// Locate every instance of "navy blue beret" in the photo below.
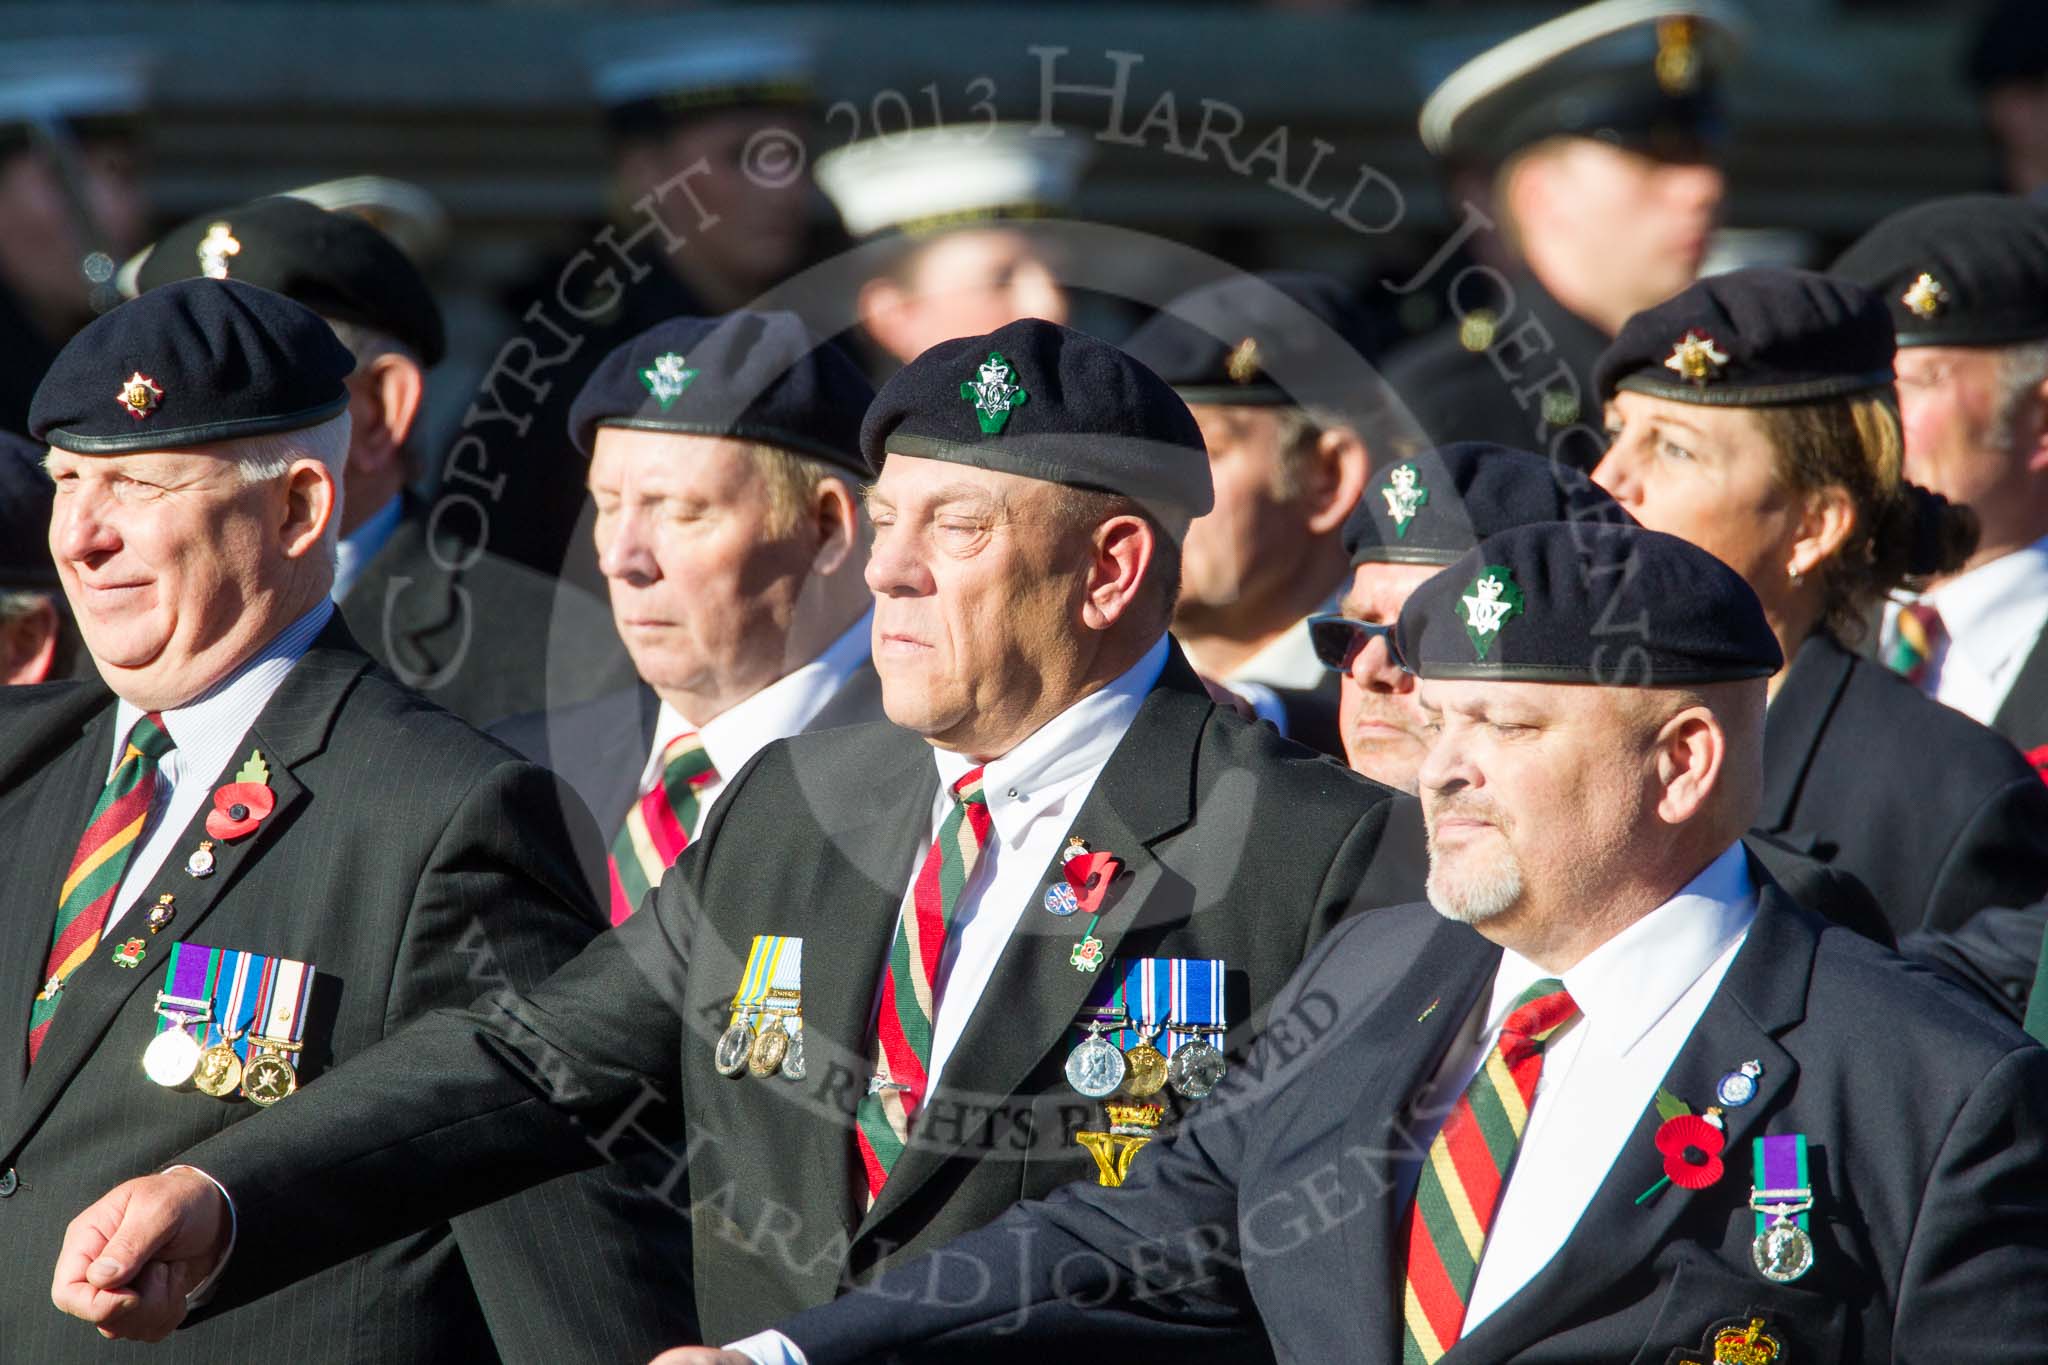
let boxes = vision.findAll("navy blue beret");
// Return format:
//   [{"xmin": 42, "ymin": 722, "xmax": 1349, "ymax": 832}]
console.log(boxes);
[
  {"xmin": 1122, "ymin": 270, "xmax": 1388, "ymax": 412},
  {"xmin": 860, "ymin": 317, "xmax": 1212, "ymax": 518},
  {"xmin": 29, "ymin": 278, "xmax": 354, "ymax": 456},
  {"xmin": 1832, "ymin": 195, "xmax": 2048, "ymax": 349},
  {"xmin": 0, "ymin": 429, "xmax": 57, "ymax": 591},
  {"xmin": 1396, "ymin": 521, "xmax": 1780, "ymax": 685},
  {"xmin": 136, "ymin": 196, "xmax": 446, "ymax": 366},
  {"xmin": 1346, "ymin": 442, "xmax": 1634, "ymax": 568},
  {"xmin": 569, "ymin": 311, "xmax": 872, "ymax": 479},
  {"xmin": 1594, "ymin": 268, "xmax": 1894, "ymax": 409}
]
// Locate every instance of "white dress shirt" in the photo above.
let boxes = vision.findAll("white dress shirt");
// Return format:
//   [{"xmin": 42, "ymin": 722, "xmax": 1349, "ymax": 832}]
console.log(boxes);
[
  {"xmin": 1415, "ymin": 842, "xmax": 1756, "ymax": 1329},
  {"xmin": 727, "ymin": 633, "xmax": 1168, "ymax": 1365},
  {"xmin": 1883, "ymin": 535, "xmax": 2048, "ymax": 725},
  {"xmin": 1197, "ymin": 597, "xmax": 1338, "ymax": 738},
  {"xmin": 331, "ymin": 493, "xmax": 403, "ymax": 603},
  {"xmin": 638, "ymin": 609, "xmax": 872, "ymax": 841},
  {"xmin": 105, "ymin": 600, "xmax": 333, "ymax": 933}
]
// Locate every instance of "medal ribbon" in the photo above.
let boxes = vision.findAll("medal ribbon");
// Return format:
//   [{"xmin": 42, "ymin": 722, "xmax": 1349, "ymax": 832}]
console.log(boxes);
[
  {"xmin": 1752, "ymin": 1133, "xmax": 1811, "ymax": 1239},
  {"xmin": 212, "ymin": 948, "xmax": 261, "ymax": 1058},
  {"xmin": 728, "ymin": 935, "xmax": 802, "ymax": 1027},
  {"xmin": 248, "ymin": 954, "xmax": 314, "ymax": 1061},
  {"xmin": 1168, "ymin": 958, "xmax": 1226, "ymax": 1056},
  {"xmin": 153, "ymin": 942, "xmax": 217, "ymax": 1036}
]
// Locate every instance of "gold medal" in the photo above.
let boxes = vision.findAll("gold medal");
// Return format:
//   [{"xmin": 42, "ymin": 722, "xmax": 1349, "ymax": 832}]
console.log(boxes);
[
  {"xmin": 748, "ymin": 1017, "xmax": 790, "ymax": 1077},
  {"xmin": 241, "ymin": 1043, "xmax": 298, "ymax": 1107},
  {"xmin": 193, "ymin": 1041, "xmax": 244, "ymax": 1097},
  {"xmin": 1121, "ymin": 1023, "xmax": 1168, "ymax": 1099}
]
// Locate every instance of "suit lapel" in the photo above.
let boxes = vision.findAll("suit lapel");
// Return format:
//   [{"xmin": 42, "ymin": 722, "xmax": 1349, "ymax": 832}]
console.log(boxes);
[
  {"xmin": 0, "ymin": 696, "xmax": 119, "ymax": 1114},
  {"xmin": 1758, "ymin": 633, "xmax": 1854, "ymax": 837},
  {"xmin": 1992, "ymin": 627, "xmax": 2048, "ymax": 751},
  {"xmin": 1443, "ymin": 887, "xmax": 1815, "ymax": 1362},
  {"xmin": 855, "ymin": 652, "xmax": 1209, "ymax": 1240},
  {"xmin": 0, "ymin": 629, "xmax": 370, "ymax": 1153},
  {"xmin": 1337, "ymin": 920, "xmax": 1501, "ymax": 1365}
]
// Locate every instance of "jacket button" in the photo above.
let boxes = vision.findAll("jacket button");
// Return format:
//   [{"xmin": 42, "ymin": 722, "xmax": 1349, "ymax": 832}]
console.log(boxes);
[{"xmin": 0, "ymin": 1167, "xmax": 17, "ymax": 1197}]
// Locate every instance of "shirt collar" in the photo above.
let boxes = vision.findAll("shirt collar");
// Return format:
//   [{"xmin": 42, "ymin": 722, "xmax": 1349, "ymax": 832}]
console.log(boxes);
[
  {"xmin": 1922, "ymin": 534, "xmax": 2048, "ymax": 678},
  {"xmin": 643, "ymin": 607, "xmax": 873, "ymax": 791},
  {"xmin": 332, "ymin": 494, "xmax": 405, "ymax": 602},
  {"xmin": 113, "ymin": 599, "xmax": 334, "ymax": 783},
  {"xmin": 1488, "ymin": 841, "xmax": 1756, "ymax": 1058},
  {"xmin": 933, "ymin": 633, "xmax": 1170, "ymax": 851},
  {"xmin": 1225, "ymin": 611, "xmax": 1330, "ymax": 692}
]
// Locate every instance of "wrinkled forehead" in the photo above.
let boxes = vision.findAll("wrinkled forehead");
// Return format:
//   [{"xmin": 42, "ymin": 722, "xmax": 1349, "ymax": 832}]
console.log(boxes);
[
  {"xmin": 43, "ymin": 444, "xmax": 234, "ymax": 482},
  {"xmin": 1415, "ymin": 675, "xmax": 1611, "ymax": 721},
  {"xmin": 1343, "ymin": 560, "xmax": 1441, "ymax": 624}
]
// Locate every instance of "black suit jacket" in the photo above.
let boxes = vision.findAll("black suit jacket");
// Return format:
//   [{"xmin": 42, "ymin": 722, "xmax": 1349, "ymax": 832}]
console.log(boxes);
[
  {"xmin": 1993, "ymin": 626, "xmax": 2048, "ymax": 754},
  {"xmin": 0, "ymin": 621, "xmax": 696, "ymax": 1364},
  {"xmin": 1760, "ymin": 630, "xmax": 2048, "ymax": 936},
  {"xmin": 772, "ymin": 884, "xmax": 2048, "ymax": 1364},
  {"xmin": 339, "ymin": 497, "xmax": 635, "ymax": 731},
  {"xmin": 168, "ymin": 646, "xmax": 1421, "ymax": 1349}
]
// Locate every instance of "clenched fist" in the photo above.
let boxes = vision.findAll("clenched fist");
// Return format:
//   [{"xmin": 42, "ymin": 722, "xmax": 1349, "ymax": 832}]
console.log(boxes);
[{"xmin": 50, "ymin": 1167, "xmax": 232, "ymax": 1342}]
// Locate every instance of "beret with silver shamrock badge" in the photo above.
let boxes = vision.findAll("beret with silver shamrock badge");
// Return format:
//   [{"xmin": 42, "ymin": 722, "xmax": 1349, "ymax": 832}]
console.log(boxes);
[
  {"xmin": 1395, "ymin": 520, "xmax": 1781, "ymax": 684},
  {"xmin": 1346, "ymin": 442, "xmax": 1635, "ymax": 568}
]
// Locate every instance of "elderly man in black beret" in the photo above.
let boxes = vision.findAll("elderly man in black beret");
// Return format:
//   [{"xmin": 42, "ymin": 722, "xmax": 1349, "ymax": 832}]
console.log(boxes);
[
  {"xmin": 1123, "ymin": 271, "xmax": 1383, "ymax": 758},
  {"xmin": 54, "ymin": 317, "xmax": 1423, "ymax": 1358},
  {"xmin": 134, "ymin": 194, "xmax": 630, "ymax": 728},
  {"xmin": 4, "ymin": 277, "xmax": 697, "ymax": 1363},
  {"xmin": 0, "ymin": 429, "xmax": 81, "ymax": 684},
  {"xmin": 652, "ymin": 520, "xmax": 2048, "ymax": 1365},
  {"xmin": 493, "ymin": 311, "xmax": 885, "ymax": 921}
]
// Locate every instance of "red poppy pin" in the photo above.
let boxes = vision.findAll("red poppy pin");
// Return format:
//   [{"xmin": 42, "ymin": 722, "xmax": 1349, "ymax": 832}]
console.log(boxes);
[
  {"xmin": 1061, "ymin": 838, "xmax": 1125, "ymax": 917},
  {"xmin": 1636, "ymin": 1086, "xmax": 1726, "ymax": 1205},
  {"xmin": 205, "ymin": 750, "xmax": 274, "ymax": 841},
  {"xmin": 2026, "ymin": 744, "xmax": 2048, "ymax": 786}
]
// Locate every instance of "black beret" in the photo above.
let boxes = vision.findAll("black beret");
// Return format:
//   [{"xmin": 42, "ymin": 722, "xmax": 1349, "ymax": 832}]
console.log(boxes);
[
  {"xmin": 30, "ymin": 279, "xmax": 354, "ymax": 456},
  {"xmin": 1121, "ymin": 271, "xmax": 1388, "ymax": 411},
  {"xmin": 136, "ymin": 196, "xmax": 446, "ymax": 366},
  {"xmin": 1831, "ymin": 195, "xmax": 2048, "ymax": 349},
  {"xmin": 1419, "ymin": 0, "xmax": 1744, "ymax": 166},
  {"xmin": 568, "ymin": 311, "xmax": 872, "ymax": 479},
  {"xmin": 860, "ymin": 317, "xmax": 1212, "ymax": 518},
  {"xmin": 1594, "ymin": 268, "xmax": 1894, "ymax": 408},
  {"xmin": 0, "ymin": 429, "xmax": 57, "ymax": 591},
  {"xmin": 1346, "ymin": 442, "xmax": 1634, "ymax": 568},
  {"xmin": 1396, "ymin": 521, "xmax": 1779, "ymax": 684},
  {"xmin": 1967, "ymin": 0, "xmax": 2048, "ymax": 91}
]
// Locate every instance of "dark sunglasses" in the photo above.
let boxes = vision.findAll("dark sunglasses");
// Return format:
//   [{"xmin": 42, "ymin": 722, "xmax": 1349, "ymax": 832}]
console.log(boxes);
[{"xmin": 1307, "ymin": 614, "xmax": 1400, "ymax": 673}]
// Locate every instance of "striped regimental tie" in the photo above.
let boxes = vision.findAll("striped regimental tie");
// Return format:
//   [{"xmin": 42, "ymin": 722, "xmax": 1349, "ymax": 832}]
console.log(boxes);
[
  {"xmin": 1884, "ymin": 601, "xmax": 1946, "ymax": 688},
  {"xmin": 28, "ymin": 712, "xmax": 175, "ymax": 1064},
  {"xmin": 1401, "ymin": 978, "xmax": 1579, "ymax": 1363},
  {"xmin": 606, "ymin": 731, "xmax": 718, "ymax": 926},
  {"xmin": 854, "ymin": 767, "xmax": 994, "ymax": 1206}
]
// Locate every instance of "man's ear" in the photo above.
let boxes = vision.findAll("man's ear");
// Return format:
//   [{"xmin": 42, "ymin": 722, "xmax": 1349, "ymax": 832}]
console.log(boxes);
[
  {"xmin": 810, "ymin": 476, "xmax": 863, "ymax": 577},
  {"xmin": 1080, "ymin": 515, "xmax": 1155, "ymax": 632},
  {"xmin": 1652, "ymin": 706, "xmax": 1725, "ymax": 826},
  {"xmin": 0, "ymin": 597, "xmax": 59, "ymax": 684},
  {"xmin": 1301, "ymin": 425, "xmax": 1371, "ymax": 535},
  {"xmin": 346, "ymin": 354, "xmax": 425, "ymax": 479},
  {"xmin": 279, "ymin": 461, "xmax": 339, "ymax": 562}
]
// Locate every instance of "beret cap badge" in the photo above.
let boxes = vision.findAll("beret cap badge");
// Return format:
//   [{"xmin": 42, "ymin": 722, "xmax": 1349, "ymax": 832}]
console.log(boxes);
[
  {"xmin": 1654, "ymin": 16, "xmax": 1702, "ymax": 96},
  {"xmin": 115, "ymin": 372, "xmax": 163, "ymax": 421},
  {"xmin": 197, "ymin": 221, "xmax": 241, "ymax": 281},
  {"xmin": 1381, "ymin": 462, "xmax": 1430, "ymax": 537},
  {"xmin": 1901, "ymin": 272, "xmax": 1948, "ymax": 320},
  {"xmin": 960, "ymin": 350, "xmax": 1028, "ymax": 435},
  {"xmin": 1224, "ymin": 336, "xmax": 1262, "ymax": 385},
  {"xmin": 639, "ymin": 352, "xmax": 699, "ymax": 412},
  {"xmin": 1663, "ymin": 331, "xmax": 1729, "ymax": 387},
  {"xmin": 1459, "ymin": 564, "xmax": 1524, "ymax": 661}
]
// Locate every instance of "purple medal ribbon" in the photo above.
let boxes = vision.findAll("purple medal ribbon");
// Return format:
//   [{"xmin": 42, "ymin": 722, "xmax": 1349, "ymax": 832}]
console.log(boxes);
[
  {"xmin": 1751, "ymin": 1132, "xmax": 1810, "ymax": 1236},
  {"xmin": 155, "ymin": 941, "xmax": 214, "ymax": 1035}
]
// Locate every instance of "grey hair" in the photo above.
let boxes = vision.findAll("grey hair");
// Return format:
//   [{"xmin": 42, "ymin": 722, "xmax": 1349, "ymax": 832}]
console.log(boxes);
[
  {"xmin": 323, "ymin": 318, "xmax": 418, "ymax": 372},
  {"xmin": 1993, "ymin": 338, "xmax": 2048, "ymax": 456},
  {"xmin": 228, "ymin": 410, "xmax": 354, "ymax": 560},
  {"xmin": 0, "ymin": 588, "xmax": 51, "ymax": 625}
]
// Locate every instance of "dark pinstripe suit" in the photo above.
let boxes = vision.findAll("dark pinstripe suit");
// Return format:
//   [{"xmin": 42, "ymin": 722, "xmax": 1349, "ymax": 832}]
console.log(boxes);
[{"xmin": 0, "ymin": 619, "xmax": 697, "ymax": 1363}]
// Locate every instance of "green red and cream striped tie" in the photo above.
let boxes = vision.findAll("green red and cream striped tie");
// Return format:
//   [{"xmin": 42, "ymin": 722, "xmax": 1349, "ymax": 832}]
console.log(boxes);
[
  {"xmin": 1401, "ymin": 978, "xmax": 1579, "ymax": 1363},
  {"xmin": 29, "ymin": 712, "xmax": 174, "ymax": 1064},
  {"xmin": 1884, "ymin": 601, "xmax": 1944, "ymax": 688},
  {"xmin": 606, "ymin": 731, "xmax": 718, "ymax": 926},
  {"xmin": 855, "ymin": 766, "xmax": 993, "ymax": 1206}
]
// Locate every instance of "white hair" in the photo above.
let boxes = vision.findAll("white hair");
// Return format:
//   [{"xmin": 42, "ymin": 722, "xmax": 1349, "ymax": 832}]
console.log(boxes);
[{"xmin": 228, "ymin": 409, "xmax": 354, "ymax": 559}]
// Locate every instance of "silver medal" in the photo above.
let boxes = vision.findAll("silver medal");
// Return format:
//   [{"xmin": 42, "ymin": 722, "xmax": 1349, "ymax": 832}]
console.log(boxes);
[
  {"xmin": 1751, "ymin": 1215, "xmax": 1815, "ymax": 1283},
  {"xmin": 1167, "ymin": 1036, "xmax": 1227, "ymax": 1100},
  {"xmin": 143, "ymin": 1025, "xmax": 203, "ymax": 1088},
  {"xmin": 713, "ymin": 1016, "xmax": 756, "ymax": 1077},
  {"xmin": 780, "ymin": 1026, "xmax": 806, "ymax": 1081},
  {"xmin": 1064, "ymin": 1022, "xmax": 1126, "ymax": 1099}
]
